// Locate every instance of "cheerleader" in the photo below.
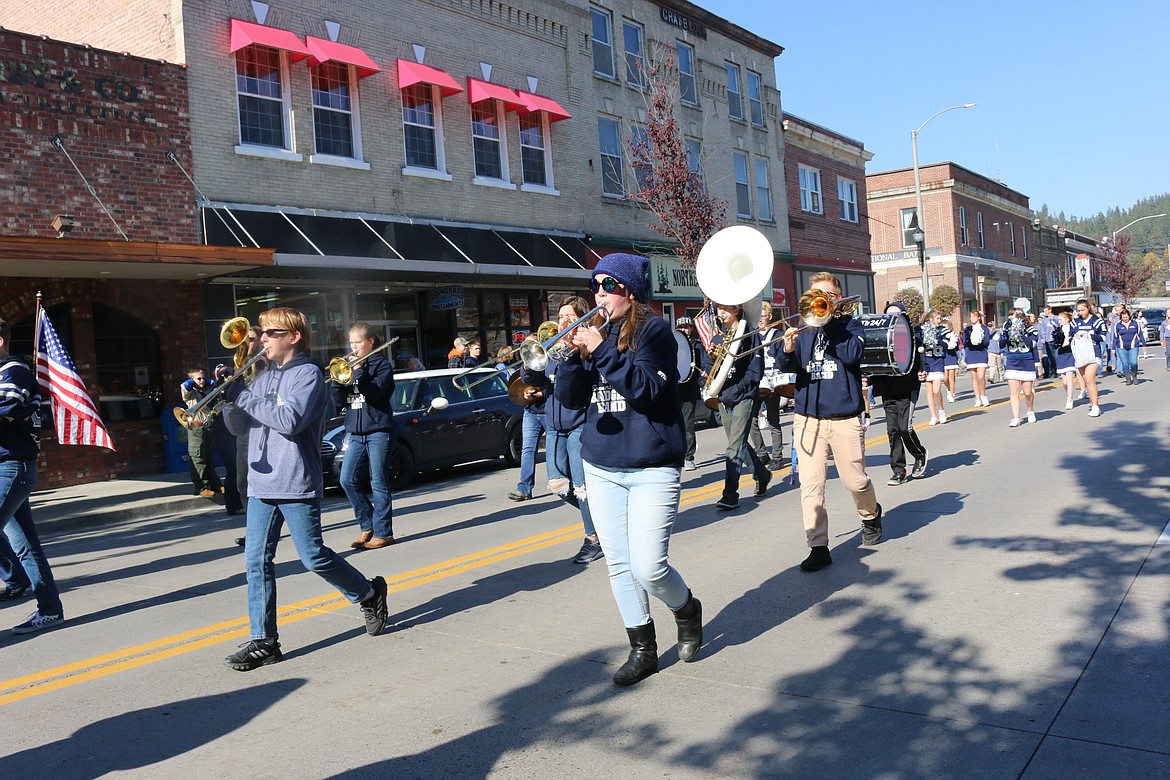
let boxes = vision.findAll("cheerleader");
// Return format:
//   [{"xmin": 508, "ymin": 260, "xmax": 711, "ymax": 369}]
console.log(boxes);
[
  {"xmin": 942, "ymin": 317, "xmax": 960, "ymax": 403},
  {"xmin": 1000, "ymin": 308, "xmax": 1039, "ymax": 427},
  {"xmin": 1071, "ymin": 298, "xmax": 1107, "ymax": 417},
  {"xmin": 962, "ymin": 310, "xmax": 991, "ymax": 407},
  {"xmin": 919, "ymin": 310, "xmax": 953, "ymax": 424},
  {"xmin": 556, "ymin": 253, "xmax": 702, "ymax": 687},
  {"xmin": 1050, "ymin": 310, "xmax": 1077, "ymax": 409}
]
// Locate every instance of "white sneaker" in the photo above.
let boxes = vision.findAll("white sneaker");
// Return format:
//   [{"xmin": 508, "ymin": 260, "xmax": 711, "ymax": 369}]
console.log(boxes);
[
  {"xmin": 1026, "ymin": 411, "xmax": 1036, "ymax": 424},
  {"xmin": 981, "ymin": 396, "xmax": 990, "ymax": 407},
  {"xmin": 946, "ymin": 392, "xmax": 955, "ymax": 403},
  {"xmin": 11, "ymin": 610, "xmax": 64, "ymax": 635},
  {"xmin": 928, "ymin": 416, "xmax": 938, "ymax": 426},
  {"xmin": 1008, "ymin": 418, "xmax": 1021, "ymax": 428},
  {"xmin": 1088, "ymin": 405, "xmax": 1101, "ymax": 418},
  {"xmin": 937, "ymin": 411, "xmax": 947, "ymax": 424},
  {"xmin": 1064, "ymin": 400, "xmax": 1073, "ymax": 410},
  {"xmin": 684, "ymin": 460, "xmax": 697, "ymax": 472},
  {"xmin": 1078, "ymin": 390, "xmax": 1088, "ymax": 400}
]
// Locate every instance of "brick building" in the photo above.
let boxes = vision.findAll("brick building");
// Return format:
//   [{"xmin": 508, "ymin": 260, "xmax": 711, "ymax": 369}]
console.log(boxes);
[
  {"xmin": 867, "ymin": 162, "xmax": 1037, "ymax": 322},
  {"xmin": 0, "ymin": 28, "xmax": 269, "ymax": 487},
  {"xmin": 4, "ymin": 0, "xmax": 792, "ymax": 363},
  {"xmin": 781, "ymin": 114, "xmax": 873, "ymax": 315}
]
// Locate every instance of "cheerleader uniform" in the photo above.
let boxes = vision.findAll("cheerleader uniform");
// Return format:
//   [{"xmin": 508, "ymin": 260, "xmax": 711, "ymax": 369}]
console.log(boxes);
[
  {"xmin": 1070, "ymin": 315, "xmax": 1107, "ymax": 365},
  {"xmin": 920, "ymin": 324, "xmax": 953, "ymax": 381},
  {"xmin": 943, "ymin": 328, "xmax": 961, "ymax": 371},
  {"xmin": 962, "ymin": 324, "xmax": 989, "ymax": 369},
  {"xmin": 1051, "ymin": 323, "xmax": 1076, "ymax": 374},
  {"xmin": 999, "ymin": 320, "xmax": 1039, "ymax": 381}
]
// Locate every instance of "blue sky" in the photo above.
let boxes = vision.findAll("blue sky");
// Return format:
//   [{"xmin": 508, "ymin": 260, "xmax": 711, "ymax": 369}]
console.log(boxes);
[{"xmin": 708, "ymin": 0, "xmax": 1169, "ymax": 220}]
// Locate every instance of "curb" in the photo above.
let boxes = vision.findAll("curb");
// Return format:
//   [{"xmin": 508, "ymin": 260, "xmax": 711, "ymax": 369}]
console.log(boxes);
[{"xmin": 38, "ymin": 497, "xmax": 229, "ymax": 537}]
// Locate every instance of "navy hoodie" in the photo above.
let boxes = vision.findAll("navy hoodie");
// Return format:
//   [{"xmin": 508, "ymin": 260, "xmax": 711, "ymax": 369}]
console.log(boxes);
[
  {"xmin": 555, "ymin": 315, "xmax": 685, "ymax": 469},
  {"xmin": 522, "ymin": 361, "xmax": 583, "ymax": 432},
  {"xmin": 779, "ymin": 315, "xmax": 866, "ymax": 419},
  {"xmin": 0, "ymin": 356, "xmax": 41, "ymax": 462},
  {"xmin": 331, "ymin": 350, "xmax": 396, "ymax": 435},
  {"xmin": 704, "ymin": 327, "xmax": 763, "ymax": 406}
]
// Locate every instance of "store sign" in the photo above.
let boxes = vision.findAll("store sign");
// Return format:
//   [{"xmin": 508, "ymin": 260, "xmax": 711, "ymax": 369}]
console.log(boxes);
[
  {"xmin": 1045, "ymin": 287, "xmax": 1089, "ymax": 308},
  {"xmin": 659, "ymin": 5, "xmax": 707, "ymax": 39},
  {"xmin": 0, "ymin": 56, "xmax": 155, "ymax": 123},
  {"xmin": 426, "ymin": 286, "xmax": 465, "ymax": 310},
  {"xmin": 647, "ymin": 255, "xmax": 701, "ymax": 301}
]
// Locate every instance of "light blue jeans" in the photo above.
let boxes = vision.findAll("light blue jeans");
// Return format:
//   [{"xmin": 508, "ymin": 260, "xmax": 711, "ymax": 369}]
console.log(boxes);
[
  {"xmin": 1115, "ymin": 346, "xmax": 1138, "ymax": 376},
  {"xmin": 583, "ymin": 460, "xmax": 689, "ymax": 628},
  {"xmin": 244, "ymin": 497, "xmax": 370, "ymax": 640},
  {"xmin": 340, "ymin": 430, "xmax": 394, "ymax": 539},
  {"xmin": 516, "ymin": 409, "xmax": 546, "ymax": 496},
  {"xmin": 0, "ymin": 460, "xmax": 63, "ymax": 617},
  {"xmin": 546, "ymin": 427, "xmax": 595, "ymax": 537}
]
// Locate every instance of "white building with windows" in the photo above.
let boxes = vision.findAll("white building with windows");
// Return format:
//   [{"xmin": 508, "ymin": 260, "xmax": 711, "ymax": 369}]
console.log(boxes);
[{"xmin": 6, "ymin": 0, "xmax": 791, "ymax": 362}]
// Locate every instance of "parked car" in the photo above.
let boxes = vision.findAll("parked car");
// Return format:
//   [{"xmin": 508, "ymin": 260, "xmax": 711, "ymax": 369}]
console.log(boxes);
[{"xmin": 322, "ymin": 367, "xmax": 525, "ymax": 490}]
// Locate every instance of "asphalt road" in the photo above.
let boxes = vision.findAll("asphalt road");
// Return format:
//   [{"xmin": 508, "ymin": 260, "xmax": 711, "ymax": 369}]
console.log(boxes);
[{"xmin": 2, "ymin": 372, "xmax": 1168, "ymax": 778}]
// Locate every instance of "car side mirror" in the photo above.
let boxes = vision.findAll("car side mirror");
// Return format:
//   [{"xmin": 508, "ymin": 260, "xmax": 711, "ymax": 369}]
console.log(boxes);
[{"xmin": 426, "ymin": 397, "xmax": 449, "ymax": 415}]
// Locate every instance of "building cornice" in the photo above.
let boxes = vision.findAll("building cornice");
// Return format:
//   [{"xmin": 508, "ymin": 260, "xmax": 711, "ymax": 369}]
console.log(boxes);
[
  {"xmin": 867, "ymin": 179, "xmax": 1032, "ymax": 220},
  {"xmin": 783, "ymin": 119, "xmax": 873, "ymax": 167}
]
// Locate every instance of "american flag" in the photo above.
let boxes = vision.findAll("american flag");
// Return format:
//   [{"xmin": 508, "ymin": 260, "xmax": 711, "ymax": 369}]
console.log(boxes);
[
  {"xmin": 36, "ymin": 309, "xmax": 115, "ymax": 451},
  {"xmin": 694, "ymin": 300, "xmax": 718, "ymax": 352}
]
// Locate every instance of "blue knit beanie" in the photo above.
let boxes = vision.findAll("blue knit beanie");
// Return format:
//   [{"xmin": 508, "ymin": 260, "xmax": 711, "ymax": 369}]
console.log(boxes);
[{"xmin": 593, "ymin": 253, "xmax": 650, "ymax": 302}]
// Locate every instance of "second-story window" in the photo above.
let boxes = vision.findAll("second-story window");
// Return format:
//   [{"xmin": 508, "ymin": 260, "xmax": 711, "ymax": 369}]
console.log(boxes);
[
  {"xmin": 677, "ymin": 42, "xmax": 697, "ymax": 105},
  {"xmin": 311, "ymin": 62, "xmax": 357, "ymax": 159},
  {"xmin": 1008, "ymin": 221, "xmax": 1016, "ymax": 256},
  {"xmin": 733, "ymin": 152, "xmax": 751, "ymax": 218},
  {"xmin": 1021, "ymin": 225, "xmax": 1028, "ymax": 259},
  {"xmin": 685, "ymin": 138, "xmax": 703, "ymax": 191},
  {"xmin": 623, "ymin": 21, "xmax": 645, "ymax": 87},
  {"xmin": 901, "ymin": 208, "xmax": 918, "ymax": 248},
  {"xmin": 747, "ymin": 71, "xmax": 764, "ymax": 127},
  {"xmin": 591, "ymin": 7, "xmax": 615, "ymax": 78},
  {"xmin": 236, "ymin": 45, "xmax": 290, "ymax": 149},
  {"xmin": 471, "ymin": 100, "xmax": 507, "ymax": 181},
  {"xmin": 977, "ymin": 212, "xmax": 985, "ymax": 248},
  {"xmin": 838, "ymin": 177, "xmax": 858, "ymax": 223},
  {"xmin": 519, "ymin": 112, "xmax": 551, "ymax": 188},
  {"xmin": 630, "ymin": 124, "xmax": 652, "ymax": 191},
  {"xmin": 799, "ymin": 165, "xmax": 822, "ymax": 214},
  {"xmin": 402, "ymin": 83, "xmax": 443, "ymax": 171},
  {"xmin": 598, "ymin": 115, "xmax": 623, "ymax": 196},
  {"xmin": 755, "ymin": 157, "xmax": 773, "ymax": 222},
  {"xmin": 726, "ymin": 63, "xmax": 743, "ymax": 120},
  {"xmin": 959, "ymin": 206, "xmax": 968, "ymax": 245}
]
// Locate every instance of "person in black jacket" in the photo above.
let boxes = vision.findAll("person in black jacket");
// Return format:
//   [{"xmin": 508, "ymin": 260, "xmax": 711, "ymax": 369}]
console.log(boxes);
[
  {"xmin": 556, "ymin": 253, "xmax": 702, "ymax": 687},
  {"xmin": 779, "ymin": 273, "xmax": 881, "ymax": 571},
  {"xmin": 674, "ymin": 317, "xmax": 705, "ymax": 472},
  {"xmin": 866, "ymin": 302, "xmax": 928, "ymax": 487},
  {"xmin": 333, "ymin": 323, "xmax": 398, "ymax": 549},
  {"xmin": 707, "ymin": 303, "xmax": 769, "ymax": 510}
]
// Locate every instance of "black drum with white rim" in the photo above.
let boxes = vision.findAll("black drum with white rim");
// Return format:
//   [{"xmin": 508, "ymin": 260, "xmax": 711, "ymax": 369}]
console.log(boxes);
[{"xmin": 859, "ymin": 313, "xmax": 914, "ymax": 376}]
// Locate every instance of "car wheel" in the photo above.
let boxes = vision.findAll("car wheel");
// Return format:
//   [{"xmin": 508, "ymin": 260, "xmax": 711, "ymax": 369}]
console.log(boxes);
[
  {"xmin": 389, "ymin": 441, "xmax": 415, "ymax": 490},
  {"xmin": 505, "ymin": 423, "xmax": 522, "ymax": 465}
]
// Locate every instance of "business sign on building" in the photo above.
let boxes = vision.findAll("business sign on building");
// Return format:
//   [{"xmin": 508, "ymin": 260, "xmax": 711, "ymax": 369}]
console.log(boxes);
[
  {"xmin": 1045, "ymin": 287, "xmax": 1090, "ymax": 308},
  {"xmin": 648, "ymin": 255, "xmax": 701, "ymax": 301}
]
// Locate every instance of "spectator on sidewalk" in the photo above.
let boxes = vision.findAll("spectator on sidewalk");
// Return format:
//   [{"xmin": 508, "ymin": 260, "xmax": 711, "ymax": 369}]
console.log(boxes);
[
  {"xmin": 447, "ymin": 337, "xmax": 471, "ymax": 369},
  {"xmin": 180, "ymin": 368, "xmax": 224, "ymax": 498},
  {"xmin": 1161, "ymin": 317, "xmax": 1170, "ymax": 371}
]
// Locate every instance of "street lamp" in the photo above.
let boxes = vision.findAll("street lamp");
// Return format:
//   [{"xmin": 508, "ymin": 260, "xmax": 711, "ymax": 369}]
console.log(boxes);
[
  {"xmin": 913, "ymin": 227, "xmax": 926, "ymax": 316},
  {"xmin": 1111, "ymin": 213, "xmax": 1166, "ymax": 240},
  {"xmin": 911, "ymin": 102, "xmax": 977, "ymax": 305}
]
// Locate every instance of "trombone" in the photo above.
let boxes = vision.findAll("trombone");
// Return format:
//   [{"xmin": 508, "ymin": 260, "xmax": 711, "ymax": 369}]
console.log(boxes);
[
  {"xmin": 174, "ymin": 316, "xmax": 265, "ymax": 430},
  {"xmin": 518, "ymin": 304, "xmax": 612, "ymax": 371},
  {"xmin": 326, "ymin": 336, "xmax": 400, "ymax": 384},
  {"xmin": 740, "ymin": 290, "xmax": 863, "ymax": 357}
]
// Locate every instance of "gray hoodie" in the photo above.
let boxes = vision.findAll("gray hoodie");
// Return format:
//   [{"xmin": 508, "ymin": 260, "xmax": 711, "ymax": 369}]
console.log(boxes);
[{"xmin": 223, "ymin": 352, "xmax": 326, "ymax": 499}]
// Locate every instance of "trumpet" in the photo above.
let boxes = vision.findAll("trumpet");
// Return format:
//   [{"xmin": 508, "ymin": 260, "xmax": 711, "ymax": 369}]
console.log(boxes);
[
  {"xmin": 518, "ymin": 304, "xmax": 612, "ymax": 371},
  {"xmin": 451, "ymin": 321, "xmax": 560, "ymax": 391},
  {"xmin": 326, "ymin": 337, "xmax": 399, "ymax": 384},
  {"xmin": 174, "ymin": 348, "xmax": 268, "ymax": 430}
]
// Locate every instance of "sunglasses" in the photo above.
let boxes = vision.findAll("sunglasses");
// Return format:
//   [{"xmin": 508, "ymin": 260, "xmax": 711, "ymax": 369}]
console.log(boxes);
[
  {"xmin": 259, "ymin": 328, "xmax": 290, "ymax": 339},
  {"xmin": 590, "ymin": 276, "xmax": 626, "ymax": 294}
]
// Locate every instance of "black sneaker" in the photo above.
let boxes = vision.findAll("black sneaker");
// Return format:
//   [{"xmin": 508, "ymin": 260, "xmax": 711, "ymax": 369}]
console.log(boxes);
[
  {"xmin": 571, "ymin": 537, "xmax": 604, "ymax": 564},
  {"xmin": 910, "ymin": 450, "xmax": 929, "ymax": 479},
  {"xmin": 224, "ymin": 638, "xmax": 282, "ymax": 671},
  {"xmin": 800, "ymin": 546, "xmax": 832, "ymax": 572},
  {"xmin": 507, "ymin": 491, "xmax": 531, "ymax": 502},
  {"xmin": 11, "ymin": 610, "xmax": 64, "ymax": 634},
  {"xmin": 887, "ymin": 472, "xmax": 907, "ymax": 487},
  {"xmin": 861, "ymin": 504, "xmax": 884, "ymax": 546},
  {"xmin": 360, "ymin": 576, "xmax": 389, "ymax": 636},
  {"xmin": 767, "ymin": 458, "xmax": 786, "ymax": 471},
  {"xmin": 754, "ymin": 470, "xmax": 771, "ymax": 497},
  {"xmin": 0, "ymin": 584, "xmax": 29, "ymax": 601},
  {"xmin": 716, "ymin": 495, "xmax": 739, "ymax": 511}
]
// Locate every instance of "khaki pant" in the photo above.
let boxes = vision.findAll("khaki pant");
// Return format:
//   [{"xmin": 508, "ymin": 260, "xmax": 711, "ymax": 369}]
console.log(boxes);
[{"xmin": 793, "ymin": 413, "xmax": 878, "ymax": 547}]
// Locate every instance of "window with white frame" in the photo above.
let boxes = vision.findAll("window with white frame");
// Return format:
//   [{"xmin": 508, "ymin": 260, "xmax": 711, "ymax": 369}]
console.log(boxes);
[
  {"xmin": 837, "ymin": 177, "xmax": 858, "ymax": 223},
  {"xmin": 677, "ymin": 42, "xmax": 697, "ymax": 105},
  {"xmin": 1008, "ymin": 221, "xmax": 1016, "ymax": 256},
  {"xmin": 733, "ymin": 152, "xmax": 751, "ymax": 218},
  {"xmin": 236, "ymin": 45, "xmax": 290, "ymax": 149},
  {"xmin": 685, "ymin": 138, "xmax": 703, "ymax": 191},
  {"xmin": 726, "ymin": 63, "xmax": 743, "ymax": 120},
  {"xmin": 630, "ymin": 124, "xmax": 652, "ymax": 191},
  {"xmin": 1021, "ymin": 225, "xmax": 1028, "ymax": 258},
  {"xmin": 591, "ymin": 7, "xmax": 615, "ymax": 79},
  {"xmin": 901, "ymin": 208, "xmax": 919, "ymax": 248},
  {"xmin": 519, "ymin": 112, "xmax": 551, "ymax": 188},
  {"xmin": 977, "ymin": 212, "xmax": 985, "ymax": 248},
  {"xmin": 311, "ymin": 61, "xmax": 358, "ymax": 159},
  {"xmin": 798, "ymin": 165, "xmax": 822, "ymax": 214},
  {"xmin": 959, "ymin": 206, "xmax": 968, "ymax": 245},
  {"xmin": 598, "ymin": 115, "xmax": 623, "ymax": 196},
  {"xmin": 623, "ymin": 20, "xmax": 645, "ymax": 87},
  {"xmin": 747, "ymin": 71, "xmax": 764, "ymax": 127},
  {"xmin": 402, "ymin": 83, "xmax": 443, "ymax": 171},
  {"xmin": 755, "ymin": 157, "xmax": 772, "ymax": 222},
  {"xmin": 471, "ymin": 100, "xmax": 507, "ymax": 181}
]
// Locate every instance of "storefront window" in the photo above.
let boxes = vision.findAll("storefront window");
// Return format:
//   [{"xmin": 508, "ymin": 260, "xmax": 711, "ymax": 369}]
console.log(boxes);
[{"xmin": 92, "ymin": 304, "xmax": 164, "ymax": 421}]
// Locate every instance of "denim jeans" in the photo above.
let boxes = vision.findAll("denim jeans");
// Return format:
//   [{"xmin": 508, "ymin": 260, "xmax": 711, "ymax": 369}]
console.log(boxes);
[
  {"xmin": 719, "ymin": 399, "xmax": 768, "ymax": 499},
  {"xmin": 546, "ymin": 427, "xmax": 596, "ymax": 537},
  {"xmin": 0, "ymin": 460, "xmax": 63, "ymax": 617},
  {"xmin": 244, "ymin": 496, "xmax": 371, "ymax": 640},
  {"xmin": 1116, "ymin": 347, "xmax": 1138, "ymax": 376},
  {"xmin": 516, "ymin": 409, "xmax": 546, "ymax": 496},
  {"xmin": 0, "ymin": 527, "xmax": 30, "ymax": 589},
  {"xmin": 340, "ymin": 430, "xmax": 395, "ymax": 539},
  {"xmin": 583, "ymin": 461, "xmax": 689, "ymax": 627}
]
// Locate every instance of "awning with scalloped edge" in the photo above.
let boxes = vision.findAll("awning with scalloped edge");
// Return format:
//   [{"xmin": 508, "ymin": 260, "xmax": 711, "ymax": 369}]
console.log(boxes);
[
  {"xmin": 229, "ymin": 18, "xmax": 310, "ymax": 61},
  {"xmin": 396, "ymin": 60, "xmax": 463, "ymax": 96},
  {"xmin": 305, "ymin": 36, "xmax": 381, "ymax": 78}
]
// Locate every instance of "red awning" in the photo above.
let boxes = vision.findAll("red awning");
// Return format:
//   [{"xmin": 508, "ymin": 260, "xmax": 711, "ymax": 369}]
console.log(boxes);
[
  {"xmin": 396, "ymin": 59, "xmax": 463, "ymax": 96},
  {"xmin": 467, "ymin": 78, "xmax": 524, "ymax": 111},
  {"xmin": 305, "ymin": 36, "xmax": 382, "ymax": 78},
  {"xmin": 229, "ymin": 18, "xmax": 310, "ymax": 62},
  {"xmin": 516, "ymin": 91, "xmax": 572, "ymax": 122}
]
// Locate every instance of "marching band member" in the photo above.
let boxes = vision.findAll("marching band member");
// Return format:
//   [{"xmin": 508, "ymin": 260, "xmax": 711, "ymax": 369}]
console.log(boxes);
[
  {"xmin": 674, "ymin": 317, "xmax": 705, "ymax": 472},
  {"xmin": 1000, "ymin": 308, "xmax": 1039, "ymax": 427},
  {"xmin": 556, "ymin": 253, "xmax": 702, "ymax": 686},
  {"xmin": 962, "ymin": 310, "xmax": 991, "ymax": 407},
  {"xmin": 707, "ymin": 302, "xmax": 770, "ymax": 511},
  {"xmin": 749, "ymin": 301, "xmax": 785, "ymax": 471},
  {"xmin": 780, "ymin": 272, "xmax": 882, "ymax": 571},
  {"xmin": 1071, "ymin": 299, "xmax": 1107, "ymax": 418},
  {"xmin": 867, "ymin": 302, "xmax": 928, "ymax": 486},
  {"xmin": 1050, "ymin": 310, "xmax": 1078, "ymax": 409},
  {"xmin": 919, "ymin": 310, "xmax": 952, "ymax": 425}
]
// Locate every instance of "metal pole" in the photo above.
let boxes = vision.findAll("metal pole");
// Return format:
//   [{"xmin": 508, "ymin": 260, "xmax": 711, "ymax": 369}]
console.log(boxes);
[{"xmin": 912, "ymin": 129, "xmax": 928, "ymax": 306}]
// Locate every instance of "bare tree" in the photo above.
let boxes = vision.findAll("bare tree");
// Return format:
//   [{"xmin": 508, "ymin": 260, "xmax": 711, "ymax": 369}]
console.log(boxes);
[
  {"xmin": 626, "ymin": 43, "xmax": 727, "ymax": 265},
  {"xmin": 1096, "ymin": 234, "xmax": 1159, "ymax": 304}
]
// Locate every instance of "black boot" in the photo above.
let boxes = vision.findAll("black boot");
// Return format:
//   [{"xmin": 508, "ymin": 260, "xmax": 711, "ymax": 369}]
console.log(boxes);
[
  {"xmin": 613, "ymin": 622, "xmax": 658, "ymax": 686},
  {"xmin": 672, "ymin": 591, "xmax": 703, "ymax": 663}
]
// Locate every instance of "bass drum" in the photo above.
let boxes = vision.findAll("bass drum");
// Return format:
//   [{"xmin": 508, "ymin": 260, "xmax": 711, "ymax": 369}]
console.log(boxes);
[
  {"xmin": 673, "ymin": 329, "xmax": 695, "ymax": 383},
  {"xmin": 859, "ymin": 313, "xmax": 914, "ymax": 376}
]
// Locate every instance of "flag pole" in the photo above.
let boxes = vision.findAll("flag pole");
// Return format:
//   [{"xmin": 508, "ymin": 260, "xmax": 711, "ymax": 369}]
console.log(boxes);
[{"xmin": 33, "ymin": 290, "xmax": 43, "ymax": 365}]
